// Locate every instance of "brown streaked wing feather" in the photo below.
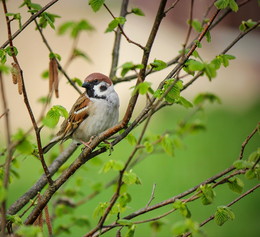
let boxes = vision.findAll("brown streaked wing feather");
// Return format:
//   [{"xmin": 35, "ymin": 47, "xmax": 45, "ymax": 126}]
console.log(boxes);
[{"xmin": 56, "ymin": 93, "xmax": 90, "ymax": 140}]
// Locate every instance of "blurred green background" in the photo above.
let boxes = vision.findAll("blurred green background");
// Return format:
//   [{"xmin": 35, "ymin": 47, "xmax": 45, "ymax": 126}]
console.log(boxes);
[{"xmin": 7, "ymin": 100, "xmax": 260, "ymax": 237}]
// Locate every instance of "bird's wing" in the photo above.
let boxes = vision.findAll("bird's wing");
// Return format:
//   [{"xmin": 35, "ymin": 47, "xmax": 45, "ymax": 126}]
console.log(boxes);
[{"xmin": 56, "ymin": 93, "xmax": 91, "ymax": 141}]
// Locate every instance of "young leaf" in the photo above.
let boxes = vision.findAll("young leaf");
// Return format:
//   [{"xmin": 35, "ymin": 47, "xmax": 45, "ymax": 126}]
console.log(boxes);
[
  {"xmin": 198, "ymin": 184, "xmax": 216, "ymax": 205},
  {"xmin": 227, "ymin": 177, "xmax": 244, "ymax": 193},
  {"xmin": 89, "ymin": 0, "xmax": 105, "ymax": 12},
  {"xmin": 131, "ymin": 8, "xmax": 145, "ymax": 16},
  {"xmin": 173, "ymin": 200, "xmax": 191, "ymax": 218},
  {"xmin": 172, "ymin": 220, "xmax": 189, "ymax": 236},
  {"xmin": 189, "ymin": 19, "xmax": 203, "ymax": 32},
  {"xmin": 176, "ymin": 96, "xmax": 193, "ymax": 108},
  {"xmin": 117, "ymin": 219, "xmax": 133, "ymax": 226},
  {"xmin": 214, "ymin": 206, "xmax": 235, "ymax": 226},
  {"xmin": 127, "ymin": 133, "xmax": 137, "ymax": 145},
  {"xmin": 120, "ymin": 62, "xmax": 143, "ymax": 77},
  {"xmin": 233, "ymin": 160, "xmax": 252, "ymax": 169},
  {"xmin": 150, "ymin": 59, "xmax": 167, "ymax": 71},
  {"xmin": 229, "ymin": 0, "xmax": 239, "ymax": 12},
  {"xmin": 194, "ymin": 93, "xmax": 221, "ymax": 105},
  {"xmin": 93, "ymin": 202, "xmax": 109, "ymax": 218},
  {"xmin": 105, "ymin": 16, "xmax": 126, "ymax": 33},
  {"xmin": 239, "ymin": 19, "xmax": 257, "ymax": 32},
  {"xmin": 214, "ymin": 0, "xmax": 229, "ymax": 9},
  {"xmin": 123, "ymin": 170, "xmax": 141, "ymax": 185},
  {"xmin": 133, "ymin": 82, "xmax": 152, "ymax": 95},
  {"xmin": 184, "ymin": 59, "xmax": 204, "ymax": 72},
  {"xmin": 15, "ymin": 226, "xmax": 43, "ymax": 237},
  {"xmin": 144, "ymin": 141, "xmax": 154, "ymax": 153},
  {"xmin": 161, "ymin": 134, "xmax": 174, "ymax": 156},
  {"xmin": 125, "ymin": 224, "xmax": 136, "ymax": 237}
]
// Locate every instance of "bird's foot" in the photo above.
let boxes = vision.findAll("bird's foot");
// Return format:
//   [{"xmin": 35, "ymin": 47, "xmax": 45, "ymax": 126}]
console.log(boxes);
[{"xmin": 80, "ymin": 136, "xmax": 95, "ymax": 151}]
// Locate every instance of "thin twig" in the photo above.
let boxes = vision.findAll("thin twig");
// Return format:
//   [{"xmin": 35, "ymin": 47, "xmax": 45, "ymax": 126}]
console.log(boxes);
[
  {"xmin": 104, "ymin": 3, "xmax": 145, "ymax": 50},
  {"xmin": 238, "ymin": 122, "xmax": 259, "ymax": 160}
]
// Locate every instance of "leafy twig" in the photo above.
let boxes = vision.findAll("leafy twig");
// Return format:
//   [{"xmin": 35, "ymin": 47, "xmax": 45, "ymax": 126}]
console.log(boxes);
[
  {"xmin": 104, "ymin": 3, "xmax": 145, "ymax": 50},
  {"xmin": 182, "ymin": 183, "xmax": 260, "ymax": 237},
  {"xmin": 1, "ymin": 0, "xmax": 60, "ymax": 49}
]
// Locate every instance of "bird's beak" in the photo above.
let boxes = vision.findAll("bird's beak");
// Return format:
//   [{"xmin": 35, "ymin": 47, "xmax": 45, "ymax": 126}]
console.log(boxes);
[{"xmin": 82, "ymin": 81, "xmax": 90, "ymax": 88}]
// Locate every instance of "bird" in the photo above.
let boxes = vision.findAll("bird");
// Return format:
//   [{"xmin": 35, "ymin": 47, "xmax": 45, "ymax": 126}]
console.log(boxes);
[{"xmin": 42, "ymin": 72, "xmax": 120, "ymax": 153}]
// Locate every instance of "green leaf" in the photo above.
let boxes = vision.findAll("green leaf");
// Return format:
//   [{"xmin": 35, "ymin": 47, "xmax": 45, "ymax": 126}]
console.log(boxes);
[
  {"xmin": 229, "ymin": 0, "xmax": 239, "ymax": 12},
  {"xmin": 185, "ymin": 59, "xmax": 204, "ymax": 72},
  {"xmin": 89, "ymin": 0, "xmax": 105, "ymax": 12},
  {"xmin": 248, "ymin": 149, "xmax": 260, "ymax": 162},
  {"xmin": 71, "ymin": 77, "xmax": 83, "ymax": 87},
  {"xmin": 205, "ymin": 30, "xmax": 211, "ymax": 42},
  {"xmin": 42, "ymin": 105, "xmax": 68, "ymax": 128},
  {"xmin": 105, "ymin": 16, "xmax": 126, "ymax": 33},
  {"xmin": 239, "ymin": 19, "xmax": 257, "ymax": 32},
  {"xmin": 161, "ymin": 134, "xmax": 174, "ymax": 156},
  {"xmin": 123, "ymin": 170, "xmax": 141, "ymax": 185},
  {"xmin": 162, "ymin": 80, "xmax": 183, "ymax": 103},
  {"xmin": 127, "ymin": 133, "xmax": 137, "ymax": 145},
  {"xmin": 150, "ymin": 59, "xmax": 167, "ymax": 71},
  {"xmin": 118, "ymin": 192, "xmax": 132, "ymax": 207},
  {"xmin": 100, "ymin": 159, "xmax": 124, "ymax": 173},
  {"xmin": 214, "ymin": 0, "xmax": 229, "ymax": 9},
  {"xmin": 245, "ymin": 169, "xmax": 257, "ymax": 180},
  {"xmin": 198, "ymin": 184, "xmax": 216, "ymax": 205},
  {"xmin": 144, "ymin": 141, "xmax": 154, "ymax": 153},
  {"xmin": 15, "ymin": 226, "xmax": 43, "ymax": 237},
  {"xmin": 7, "ymin": 214, "xmax": 22, "ymax": 226},
  {"xmin": 117, "ymin": 219, "xmax": 133, "ymax": 226},
  {"xmin": 12, "ymin": 129, "xmax": 34, "ymax": 154},
  {"xmin": 133, "ymin": 82, "xmax": 152, "ymax": 95},
  {"xmin": 49, "ymin": 52, "xmax": 61, "ymax": 61},
  {"xmin": 71, "ymin": 216, "xmax": 90, "ymax": 227},
  {"xmin": 125, "ymin": 224, "xmax": 136, "ymax": 237},
  {"xmin": 172, "ymin": 220, "xmax": 189, "ymax": 235},
  {"xmin": 214, "ymin": 206, "xmax": 235, "ymax": 226},
  {"xmin": 73, "ymin": 49, "xmax": 91, "ymax": 62},
  {"xmin": 176, "ymin": 96, "xmax": 193, "ymax": 108},
  {"xmin": 228, "ymin": 177, "xmax": 244, "ymax": 193},
  {"xmin": 6, "ymin": 46, "xmax": 18, "ymax": 56},
  {"xmin": 233, "ymin": 160, "xmax": 252, "ymax": 169},
  {"xmin": 194, "ymin": 93, "xmax": 221, "ymax": 105},
  {"xmin": 71, "ymin": 20, "xmax": 95, "ymax": 38},
  {"xmin": 120, "ymin": 62, "xmax": 144, "ymax": 77},
  {"xmin": 189, "ymin": 19, "xmax": 203, "ymax": 32},
  {"xmin": 217, "ymin": 54, "xmax": 236, "ymax": 67},
  {"xmin": 131, "ymin": 8, "xmax": 145, "ymax": 16},
  {"xmin": 93, "ymin": 202, "xmax": 109, "ymax": 218},
  {"xmin": 173, "ymin": 200, "xmax": 191, "ymax": 218}
]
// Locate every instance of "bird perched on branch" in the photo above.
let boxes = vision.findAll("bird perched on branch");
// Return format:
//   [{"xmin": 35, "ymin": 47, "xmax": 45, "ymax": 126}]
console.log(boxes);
[{"xmin": 43, "ymin": 72, "xmax": 119, "ymax": 153}]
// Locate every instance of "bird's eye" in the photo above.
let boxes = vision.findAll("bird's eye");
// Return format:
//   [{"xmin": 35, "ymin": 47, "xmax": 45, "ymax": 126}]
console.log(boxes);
[
  {"xmin": 100, "ymin": 85, "xmax": 107, "ymax": 91},
  {"xmin": 93, "ymin": 79, "xmax": 98, "ymax": 84}
]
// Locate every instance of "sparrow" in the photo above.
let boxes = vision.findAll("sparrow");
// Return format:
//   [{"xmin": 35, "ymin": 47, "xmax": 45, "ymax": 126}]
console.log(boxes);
[{"xmin": 42, "ymin": 72, "xmax": 120, "ymax": 153}]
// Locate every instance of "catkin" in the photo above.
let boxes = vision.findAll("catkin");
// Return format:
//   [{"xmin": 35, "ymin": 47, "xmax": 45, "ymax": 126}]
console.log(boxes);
[
  {"xmin": 49, "ymin": 58, "xmax": 59, "ymax": 98},
  {"xmin": 11, "ymin": 62, "xmax": 23, "ymax": 95}
]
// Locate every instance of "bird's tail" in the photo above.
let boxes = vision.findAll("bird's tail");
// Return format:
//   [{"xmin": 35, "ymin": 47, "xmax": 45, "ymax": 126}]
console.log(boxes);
[{"xmin": 42, "ymin": 141, "xmax": 58, "ymax": 153}]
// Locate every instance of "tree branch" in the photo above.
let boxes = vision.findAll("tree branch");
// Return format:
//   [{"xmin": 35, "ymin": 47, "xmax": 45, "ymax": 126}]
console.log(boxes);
[{"xmin": 109, "ymin": 0, "xmax": 129, "ymax": 79}]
